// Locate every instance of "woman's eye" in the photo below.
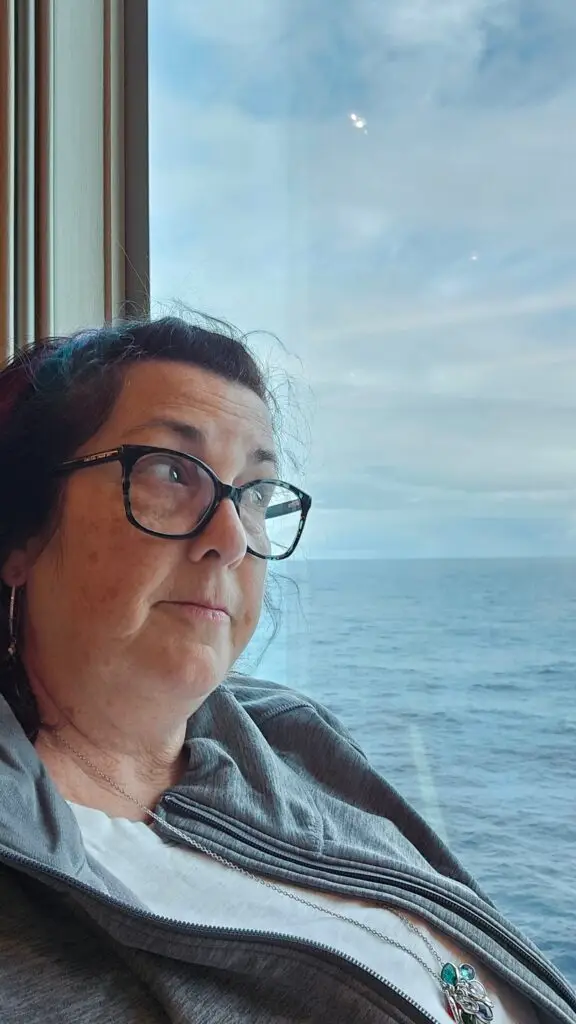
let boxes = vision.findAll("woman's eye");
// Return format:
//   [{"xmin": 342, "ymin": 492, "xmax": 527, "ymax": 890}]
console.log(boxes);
[
  {"xmin": 152, "ymin": 461, "xmax": 183, "ymax": 483},
  {"xmin": 246, "ymin": 484, "xmax": 274, "ymax": 507},
  {"xmin": 139, "ymin": 458, "xmax": 190, "ymax": 486}
]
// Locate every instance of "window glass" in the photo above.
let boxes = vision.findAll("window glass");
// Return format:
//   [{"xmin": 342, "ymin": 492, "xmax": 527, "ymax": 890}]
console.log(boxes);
[{"xmin": 149, "ymin": 0, "xmax": 576, "ymax": 983}]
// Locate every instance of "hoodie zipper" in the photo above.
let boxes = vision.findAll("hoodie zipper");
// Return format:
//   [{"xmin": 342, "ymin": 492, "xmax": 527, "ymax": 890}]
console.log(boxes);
[
  {"xmin": 0, "ymin": 848, "xmax": 439, "ymax": 1024},
  {"xmin": 161, "ymin": 793, "xmax": 576, "ymax": 1014}
]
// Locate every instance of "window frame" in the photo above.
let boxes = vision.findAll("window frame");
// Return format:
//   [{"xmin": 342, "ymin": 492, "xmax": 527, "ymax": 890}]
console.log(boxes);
[{"xmin": 0, "ymin": 0, "xmax": 150, "ymax": 362}]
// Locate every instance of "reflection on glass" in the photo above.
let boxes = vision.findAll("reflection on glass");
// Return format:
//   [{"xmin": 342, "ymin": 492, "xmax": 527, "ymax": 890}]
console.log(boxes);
[{"xmin": 149, "ymin": 0, "xmax": 576, "ymax": 987}]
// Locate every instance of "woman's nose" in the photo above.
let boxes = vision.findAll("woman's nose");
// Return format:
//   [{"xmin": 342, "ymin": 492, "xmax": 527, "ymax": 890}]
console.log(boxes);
[{"xmin": 188, "ymin": 497, "xmax": 248, "ymax": 566}]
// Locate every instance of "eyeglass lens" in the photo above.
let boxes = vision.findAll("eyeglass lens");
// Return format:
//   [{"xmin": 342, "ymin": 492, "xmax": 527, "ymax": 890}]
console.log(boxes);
[{"xmin": 129, "ymin": 451, "xmax": 302, "ymax": 557}]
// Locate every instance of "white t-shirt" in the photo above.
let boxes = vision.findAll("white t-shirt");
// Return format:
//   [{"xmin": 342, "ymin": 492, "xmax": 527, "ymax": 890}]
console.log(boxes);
[{"xmin": 69, "ymin": 802, "xmax": 541, "ymax": 1024}]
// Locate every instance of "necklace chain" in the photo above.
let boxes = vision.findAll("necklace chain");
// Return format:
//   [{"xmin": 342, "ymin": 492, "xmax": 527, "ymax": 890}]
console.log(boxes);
[
  {"xmin": 7, "ymin": 576, "xmax": 494, "ymax": 1022},
  {"xmin": 46, "ymin": 736, "xmax": 500, "ymax": 1022},
  {"xmin": 53, "ymin": 733, "xmax": 446, "ymax": 978}
]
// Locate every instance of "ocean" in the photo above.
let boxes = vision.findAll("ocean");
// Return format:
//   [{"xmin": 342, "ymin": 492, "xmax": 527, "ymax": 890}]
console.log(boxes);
[{"xmin": 243, "ymin": 557, "xmax": 576, "ymax": 985}]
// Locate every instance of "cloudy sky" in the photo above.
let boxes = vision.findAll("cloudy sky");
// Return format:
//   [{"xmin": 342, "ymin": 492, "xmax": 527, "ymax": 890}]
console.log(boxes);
[{"xmin": 148, "ymin": 0, "xmax": 576, "ymax": 559}]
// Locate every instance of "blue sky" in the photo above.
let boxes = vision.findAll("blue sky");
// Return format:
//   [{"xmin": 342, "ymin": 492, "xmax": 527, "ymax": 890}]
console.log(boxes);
[{"xmin": 148, "ymin": 0, "xmax": 576, "ymax": 559}]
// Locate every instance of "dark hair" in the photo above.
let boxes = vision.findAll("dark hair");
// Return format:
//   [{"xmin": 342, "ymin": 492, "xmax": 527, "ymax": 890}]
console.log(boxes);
[{"xmin": 0, "ymin": 315, "xmax": 288, "ymax": 743}]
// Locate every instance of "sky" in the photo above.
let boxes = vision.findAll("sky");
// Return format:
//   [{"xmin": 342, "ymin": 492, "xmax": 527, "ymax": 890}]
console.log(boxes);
[{"xmin": 148, "ymin": 0, "xmax": 576, "ymax": 559}]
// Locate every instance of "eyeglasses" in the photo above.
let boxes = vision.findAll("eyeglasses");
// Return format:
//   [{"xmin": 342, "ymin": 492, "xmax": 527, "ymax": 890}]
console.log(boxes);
[{"xmin": 54, "ymin": 444, "xmax": 312, "ymax": 561}]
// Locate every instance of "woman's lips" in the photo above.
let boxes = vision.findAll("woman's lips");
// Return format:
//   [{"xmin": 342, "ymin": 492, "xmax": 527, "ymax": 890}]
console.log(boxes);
[{"xmin": 168, "ymin": 601, "xmax": 230, "ymax": 623}]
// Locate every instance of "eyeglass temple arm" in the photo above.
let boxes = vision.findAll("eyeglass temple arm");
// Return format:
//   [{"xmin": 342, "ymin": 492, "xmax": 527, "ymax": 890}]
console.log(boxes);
[{"xmin": 265, "ymin": 498, "xmax": 304, "ymax": 521}]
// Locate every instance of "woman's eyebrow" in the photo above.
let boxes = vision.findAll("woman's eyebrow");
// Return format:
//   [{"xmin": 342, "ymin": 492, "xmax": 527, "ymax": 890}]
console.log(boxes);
[{"xmin": 126, "ymin": 417, "xmax": 279, "ymax": 473}]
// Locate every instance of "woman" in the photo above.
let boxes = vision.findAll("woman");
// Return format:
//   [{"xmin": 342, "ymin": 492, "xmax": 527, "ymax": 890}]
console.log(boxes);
[{"xmin": 0, "ymin": 317, "xmax": 573, "ymax": 1024}]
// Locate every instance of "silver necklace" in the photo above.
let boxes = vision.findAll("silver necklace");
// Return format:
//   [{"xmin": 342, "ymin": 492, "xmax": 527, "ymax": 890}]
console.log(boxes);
[
  {"xmin": 53, "ymin": 728, "xmax": 495, "ymax": 1024},
  {"xmin": 7, "ymin": 586, "xmax": 494, "ymax": 1024}
]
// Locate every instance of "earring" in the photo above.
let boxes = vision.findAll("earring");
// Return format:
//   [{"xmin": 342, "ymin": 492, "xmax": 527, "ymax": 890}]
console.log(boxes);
[{"xmin": 7, "ymin": 585, "xmax": 18, "ymax": 659}]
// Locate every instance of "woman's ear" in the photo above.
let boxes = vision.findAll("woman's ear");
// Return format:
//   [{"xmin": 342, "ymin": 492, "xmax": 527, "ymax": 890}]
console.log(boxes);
[
  {"xmin": 1, "ymin": 549, "xmax": 31, "ymax": 589},
  {"xmin": 1, "ymin": 529, "xmax": 50, "ymax": 588}
]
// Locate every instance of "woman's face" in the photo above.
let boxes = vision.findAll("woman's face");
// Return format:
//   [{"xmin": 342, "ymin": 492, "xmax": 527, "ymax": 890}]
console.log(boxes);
[{"xmin": 4, "ymin": 360, "xmax": 273, "ymax": 715}]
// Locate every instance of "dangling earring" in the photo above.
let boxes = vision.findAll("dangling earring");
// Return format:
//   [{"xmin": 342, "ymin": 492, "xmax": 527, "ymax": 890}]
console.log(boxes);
[{"xmin": 7, "ymin": 585, "xmax": 19, "ymax": 660}]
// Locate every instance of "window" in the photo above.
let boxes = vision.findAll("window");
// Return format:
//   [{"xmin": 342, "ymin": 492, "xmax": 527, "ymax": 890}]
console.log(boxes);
[
  {"xmin": 0, "ymin": 0, "xmax": 148, "ymax": 356},
  {"xmin": 149, "ymin": 1, "xmax": 576, "ymax": 982}
]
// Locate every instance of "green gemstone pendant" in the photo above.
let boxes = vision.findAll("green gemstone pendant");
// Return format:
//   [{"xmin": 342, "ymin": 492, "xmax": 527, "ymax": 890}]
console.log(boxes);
[
  {"xmin": 440, "ymin": 962, "xmax": 495, "ymax": 1023},
  {"xmin": 441, "ymin": 962, "xmax": 459, "ymax": 987},
  {"xmin": 460, "ymin": 964, "xmax": 476, "ymax": 982}
]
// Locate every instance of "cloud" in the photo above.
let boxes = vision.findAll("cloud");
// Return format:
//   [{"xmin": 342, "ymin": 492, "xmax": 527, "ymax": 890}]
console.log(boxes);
[
  {"xmin": 366, "ymin": 0, "xmax": 512, "ymax": 46},
  {"xmin": 159, "ymin": 0, "xmax": 284, "ymax": 49},
  {"xmin": 148, "ymin": 0, "xmax": 576, "ymax": 556}
]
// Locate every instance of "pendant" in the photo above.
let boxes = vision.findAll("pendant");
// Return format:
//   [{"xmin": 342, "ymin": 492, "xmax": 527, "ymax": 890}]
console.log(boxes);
[{"xmin": 440, "ymin": 962, "xmax": 495, "ymax": 1023}]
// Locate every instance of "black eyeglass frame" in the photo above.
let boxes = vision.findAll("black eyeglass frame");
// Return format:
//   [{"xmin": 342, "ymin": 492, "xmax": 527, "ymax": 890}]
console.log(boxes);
[{"xmin": 54, "ymin": 444, "xmax": 312, "ymax": 561}]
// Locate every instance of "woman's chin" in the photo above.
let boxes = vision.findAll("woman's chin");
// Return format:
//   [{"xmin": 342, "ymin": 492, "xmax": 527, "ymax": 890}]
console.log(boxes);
[{"xmin": 160, "ymin": 639, "xmax": 231, "ymax": 689}]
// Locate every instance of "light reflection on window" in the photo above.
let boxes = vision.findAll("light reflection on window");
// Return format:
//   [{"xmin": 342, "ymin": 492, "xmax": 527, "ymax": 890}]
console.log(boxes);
[{"xmin": 149, "ymin": 0, "xmax": 576, "ymax": 983}]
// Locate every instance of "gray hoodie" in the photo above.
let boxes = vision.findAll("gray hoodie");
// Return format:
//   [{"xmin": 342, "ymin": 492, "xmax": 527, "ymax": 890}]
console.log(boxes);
[{"xmin": 0, "ymin": 674, "xmax": 574, "ymax": 1024}]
